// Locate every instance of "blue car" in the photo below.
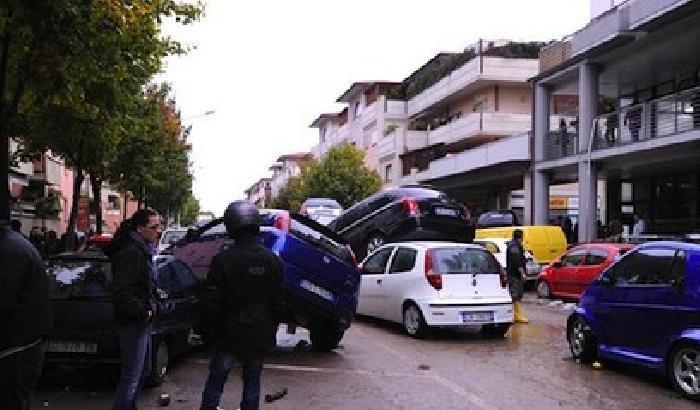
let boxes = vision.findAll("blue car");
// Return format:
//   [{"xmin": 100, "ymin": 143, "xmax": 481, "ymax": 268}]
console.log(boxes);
[
  {"xmin": 170, "ymin": 210, "xmax": 361, "ymax": 351},
  {"xmin": 567, "ymin": 241, "xmax": 700, "ymax": 401}
]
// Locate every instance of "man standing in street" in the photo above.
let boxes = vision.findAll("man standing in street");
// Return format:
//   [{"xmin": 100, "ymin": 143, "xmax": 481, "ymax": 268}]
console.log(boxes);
[
  {"xmin": 200, "ymin": 201, "xmax": 284, "ymax": 410},
  {"xmin": 105, "ymin": 209, "xmax": 161, "ymax": 410},
  {"xmin": 632, "ymin": 213, "xmax": 645, "ymax": 238},
  {"xmin": 506, "ymin": 229, "xmax": 528, "ymax": 324},
  {"xmin": 0, "ymin": 219, "xmax": 53, "ymax": 410}
]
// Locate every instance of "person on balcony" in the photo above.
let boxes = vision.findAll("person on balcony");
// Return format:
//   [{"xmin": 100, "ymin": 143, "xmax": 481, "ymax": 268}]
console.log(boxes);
[
  {"xmin": 624, "ymin": 102, "xmax": 642, "ymax": 142},
  {"xmin": 557, "ymin": 118, "xmax": 569, "ymax": 156},
  {"xmin": 603, "ymin": 103, "xmax": 618, "ymax": 146}
]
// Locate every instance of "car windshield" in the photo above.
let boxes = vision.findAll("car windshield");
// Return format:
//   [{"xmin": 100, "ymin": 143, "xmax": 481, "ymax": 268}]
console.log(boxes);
[
  {"xmin": 431, "ymin": 247, "xmax": 500, "ymax": 275},
  {"xmin": 393, "ymin": 187, "xmax": 444, "ymax": 199},
  {"xmin": 162, "ymin": 230, "xmax": 187, "ymax": 245},
  {"xmin": 47, "ymin": 259, "xmax": 113, "ymax": 299},
  {"xmin": 477, "ymin": 212, "xmax": 516, "ymax": 227},
  {"xmin": 304, "ymin": 199, "xmax": 341, "ymax": 208}
]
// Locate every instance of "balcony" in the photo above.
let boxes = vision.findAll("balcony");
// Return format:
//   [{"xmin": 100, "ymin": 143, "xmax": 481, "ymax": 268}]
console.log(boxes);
[
  {"xmin": 407, "ymin": 57, "xmax": 538, "ymax": 117},
  {"xmin": 377, "ymin": 133, "xmax": 397, "ymax": 161},
  {"xmin": 362, "ymin": 101, "xmax": 378, "ymax": 127},
  {"xmin": 628, "ymin": 0, "xmax": 687, "ymax": 29},
  {"xmin": 385, "ymin": 100, "xmax": 406, "ymax": 119}
]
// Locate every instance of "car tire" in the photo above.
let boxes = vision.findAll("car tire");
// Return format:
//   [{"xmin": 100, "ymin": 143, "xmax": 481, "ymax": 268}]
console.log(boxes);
[
  {"xmin": 403, "ymin": 303, "xmax": 428, "ymax": 339},
  {"xmin": 480, "ymin": 324, "xmax": 510, "ymax": 339},
  {"xmin": 568, "ymin": 316, "xmax": 597, "ymax": 364},
  {"xmin": 365, "ymin": 233, "xmax": 386, "ymax": 258},
  {"xmin": 310, "ymin": 320, "xmax": 345, "ymax": 351},
  {"xmin": 145, "ymin": 338, "xmax": 169, "ymax": 387},
  {"xmin": 537, "ymin": 281, "xmax": 550, "ymax": 299},
  {"xmin": 668, "ymin": 342, "xmax": 700, "ymax": 401}
]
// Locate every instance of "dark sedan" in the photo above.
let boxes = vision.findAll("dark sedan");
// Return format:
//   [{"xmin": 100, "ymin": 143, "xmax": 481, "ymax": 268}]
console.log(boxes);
[{"xmin": 44, "ymin": 251, "xmax": 204, "ymax": 386}]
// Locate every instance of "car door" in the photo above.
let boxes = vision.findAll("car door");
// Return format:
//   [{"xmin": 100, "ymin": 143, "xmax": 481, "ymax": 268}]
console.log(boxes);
[
  {"xmin": 573, "ymin": 247, "xmax": 610, "ymax": 297},
  {"xmin": 551, "ymin": 248, "xmax": 586, "ymax": 297},
  {"xmin": 358, "ymin": 246, "xmax": 395, "ymax": 318},
  {"xmin": 594, "ymin": 247, "xmax": 683, "ymax": 357},
  {"xmin": 378, "ymin": 246, "xmax": 419, "ymax": 322}
]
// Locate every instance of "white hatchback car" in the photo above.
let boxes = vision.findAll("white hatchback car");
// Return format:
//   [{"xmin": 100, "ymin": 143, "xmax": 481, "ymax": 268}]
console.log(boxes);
[
  {"xmin": 474, "ymin": 238, "xmax": 541, "ymax": 281},
  {"xmin": 357, "ymin": 242, "xmax": 514, "ymax": 338}
]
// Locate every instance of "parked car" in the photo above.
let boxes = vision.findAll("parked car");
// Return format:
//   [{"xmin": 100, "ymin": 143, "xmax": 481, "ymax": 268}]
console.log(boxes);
[
  {"xmin": 158, "ymin": 227, "xmax": 189, "ymax": 253},
  {"xmin": 357, "ymin": 242, "xmax": 513, "ymax": 338},
  {"xmin": 329, "ymin": 185, "xmax": 472, "ymax": 260},
  {"xmin": 537, "ymin": 243, "xmax": 633, "ymax": 300},
  {"xmin": 476, "ymin": 210, "xmax": 519, "ymax": 228},
  {"xmin": 567, "ymin": 241, "xmax": 700, "ymax": 401},
  {"xmin": 474, "ymin": 237, "xmax": 541, "ymax": 281},
  {"xmin": 300, "ymin": 198, "xmax": 343, "ymax": 226},
  {"xmin": 475, "ymin": 225, "xmax": 567, "ymax": 265},
  {"xmin": 171, "ymin": 210, "xmax": 360, "ymax": 350},
  {"xmin": 44, "ymin": 252, "xmax": 204, "ymax": 386}
]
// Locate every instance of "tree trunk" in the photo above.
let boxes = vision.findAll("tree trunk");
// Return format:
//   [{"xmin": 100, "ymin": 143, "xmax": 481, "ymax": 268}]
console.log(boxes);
[
  {"xmin": 90, "ymin": 174, "xmax": 103, "ymax": 234},
  {"xmin": 67, "ymin": 168, "xmax": 84, "ymax": 234}
]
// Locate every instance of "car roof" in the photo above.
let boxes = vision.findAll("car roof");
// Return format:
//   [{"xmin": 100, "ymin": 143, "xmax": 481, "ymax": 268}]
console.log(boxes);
[
  {"xmin": 635, "ymin": 241, "xmax": 700, "ymax": 252},
  {"xmin": 382, "ymin": 241, "xmax": 484, "ymax": 250}
]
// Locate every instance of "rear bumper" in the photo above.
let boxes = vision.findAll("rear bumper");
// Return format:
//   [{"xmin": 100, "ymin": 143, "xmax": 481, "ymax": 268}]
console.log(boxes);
[{"xmin": 418, "ymin": 301, "xmax": 514, "ymax": 327}]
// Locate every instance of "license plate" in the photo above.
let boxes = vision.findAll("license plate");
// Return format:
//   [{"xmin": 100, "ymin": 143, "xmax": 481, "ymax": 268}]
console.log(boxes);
[
  {"xmin": 434, "ymin": 207, "xmax": 458, "ymax": 217},
  {"xmin": 460, "ymin": 311, "xmax": 494, "ymax": 323},
  {"xmin": 47, "ymin": 340, "xmax": 98, "ymax": 354}
]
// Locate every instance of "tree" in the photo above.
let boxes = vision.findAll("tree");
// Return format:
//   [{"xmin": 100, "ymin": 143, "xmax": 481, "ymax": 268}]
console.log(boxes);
[
  {"xmin": 271, "ymin": 143, "xmax": 382, "ymax": 211},
  {"xmin": 178, "ymin": 193, "xmax": 200, "ymax": 226}
]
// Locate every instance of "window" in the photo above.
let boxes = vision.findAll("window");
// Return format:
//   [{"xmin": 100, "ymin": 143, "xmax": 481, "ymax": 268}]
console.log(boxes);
[
  {"xmin": 354, "ymin": 101, "xmax": 363, "ymax": 119},
  {"xmin": 431, "ymin": 248, "xmax": 500, "ymax": 275},
  {"xmin": 389, "ymin": 248, "xmax": 417, "ymax": 274},
  {"xmin": 607, "ymin": 248, "xmax": 677, "ymax": 285},
  {"xmin": 475, "ymin": 241, "xmax": 500, "ymax": 255},
  {"xmin": 385, "ymin": 164, "xmax": 393, "ymax": 183},
  {"xmin": 362, "ymin": 247, "xmax": 393, "ymax": 274},
  {"xmin": 320, "ymin": 127, "xmax": 326, "ymax": 143},
  {"xmin": 171, "ymin": 261, "xmax": 197, "ymax": 291},
  {"xmin": 47, "ymin": 259, "xmax": 113, "ymax": 299},
  {"xmin": 584, "ymin": 248, "xmax": 608, "ymax": 265},
  {"xmin": 561, "ymin": 249, "xmax": 586, "ymax": 267}
]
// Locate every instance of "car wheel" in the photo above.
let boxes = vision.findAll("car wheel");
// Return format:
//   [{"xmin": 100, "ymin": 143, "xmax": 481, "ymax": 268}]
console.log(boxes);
[
  {"xmin": 568, "ymin": 316, "xmax": 597, "ymax": 363},
  {"xmin": 403, "ymin": 303, "xmax": 428, "ymax": 338},
  {"xmin": 145, "ymin": 338, "xmax": 169, "ymax": 387},
  {"xmin": 537, "ymin": 281, "xmax": 550, "ymax": 299},
  {"xmin": 480, "ymin": 324, "xmax": 510, "ymax": 339},
  {"xmin": 310, "ymin": 320, "xmax": 345, "ymax": 351},
  {"xmin": 365, "ymin": 233, "xmax": 386, "ymax": 257},
  {"xmin": 669, "ymin": 343, "xmax": 700, "ymax": 401}
]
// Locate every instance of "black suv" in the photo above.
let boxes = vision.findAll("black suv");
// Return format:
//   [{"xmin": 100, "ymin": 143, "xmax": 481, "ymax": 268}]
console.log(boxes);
[{"xmin": 328, "ymin": 186, "xmax": 473, "ymax": 259}]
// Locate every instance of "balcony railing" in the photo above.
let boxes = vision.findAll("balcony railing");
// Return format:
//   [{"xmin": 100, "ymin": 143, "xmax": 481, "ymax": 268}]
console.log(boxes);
[
  {"xmin": 362, "ymin": 101, "xmax": 378, "ymax": 127},
  {"xmin": 377, "ymin": 133, "xmax": 396, "ymax": 160},
  {"xmin": 419, "ymin": 112, "xmax": 530, "ymax": 148}
]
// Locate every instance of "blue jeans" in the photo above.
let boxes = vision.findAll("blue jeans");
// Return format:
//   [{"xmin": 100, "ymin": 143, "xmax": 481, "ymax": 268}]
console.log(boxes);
[
  {"xmin": 112, "ymin": 322, "xmax": 152, "ymax": 410},
  {"xmin": 200, "ymin": 351, "xmax": 263, "ymax": 410}
]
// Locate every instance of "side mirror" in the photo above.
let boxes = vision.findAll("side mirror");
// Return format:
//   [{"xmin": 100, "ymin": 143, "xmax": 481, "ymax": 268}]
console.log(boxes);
[{"xmin": 552, "ymin": 261, "xmax": 563, "ymax": 269}]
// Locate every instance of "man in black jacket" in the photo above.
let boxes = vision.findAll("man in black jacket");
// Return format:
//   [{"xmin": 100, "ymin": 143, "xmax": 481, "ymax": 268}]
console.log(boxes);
[
  {"xmin": 200, "ymin": 201, "xmax": 284, "ymax": 410},
  {"xmin": 105, "ymin": 209, "xmax": 161, "ymax": 410},
  {"xmin": 0, "ymin": 219, "xmax": 52, "ymax": 410},
  {"xmin": 506, "ymin": 229, "xmax": 529, "ymax": 324}
]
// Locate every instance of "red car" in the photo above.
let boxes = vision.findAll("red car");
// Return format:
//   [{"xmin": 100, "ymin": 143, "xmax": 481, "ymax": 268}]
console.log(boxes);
[{"xmin": 536, "ymin": 243, "xmax": 634, "ymax": 300}]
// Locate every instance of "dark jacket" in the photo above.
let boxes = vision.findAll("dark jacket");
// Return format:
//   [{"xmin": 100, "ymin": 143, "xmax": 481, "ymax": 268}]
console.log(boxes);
[
  {"xmin": 505, "ymin": 239, "xmax": 526, "ymax": 278},
  {"xmin": 206, "ymin": 238, "xmax": 284, "ymax": 358},
  {"xmin": 105, "ymin": 232, "xmax": 156, "ymax": 325},
  {"xmin": 0, "ymin": 224, "xmax": 53, "ymax": 353}
]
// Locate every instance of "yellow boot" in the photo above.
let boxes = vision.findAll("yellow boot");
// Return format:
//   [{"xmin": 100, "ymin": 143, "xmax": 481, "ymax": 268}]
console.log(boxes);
[{"xmin": 514, "ymin": 301, "xmax": 529, "ymax": 324}]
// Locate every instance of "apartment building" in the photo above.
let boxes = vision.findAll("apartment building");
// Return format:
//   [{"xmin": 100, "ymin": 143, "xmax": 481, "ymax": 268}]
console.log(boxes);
[
  {"xmin": 245, "ymin": 178, "xmax": 271, "ymax": 207},
  {"xmin": 532, "ymin": 0, "xmax": 700, "ymax": 241},
  {"xmin": 268, "ymin": 153, "xmax": 312, "ymax": 198}
]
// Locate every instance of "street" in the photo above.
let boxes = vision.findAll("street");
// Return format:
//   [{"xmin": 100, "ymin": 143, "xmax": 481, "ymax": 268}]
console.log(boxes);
[{"xmin": 35, "ymin": 294, "xmax": 694, "ymax": 410}]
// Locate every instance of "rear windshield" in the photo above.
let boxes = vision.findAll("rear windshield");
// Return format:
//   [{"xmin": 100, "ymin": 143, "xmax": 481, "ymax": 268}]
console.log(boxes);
[
  {"xmin": 392, "ymin": 187, "xmax": 444, "ymax": 199},
  {"xmin": 162, "ymin": 230, "xmax": 187, "ymax": 245},
  {"xmin": 431, "ymin": 247, "xmax": 500, "ymax": 275},
  {"xmin": 290, "ymin": 213, "xmax": 353, "ymax": 264},
  {"xmin": 47, "ymin": 259, "xmax": 113, "ymax": 299},
  {"xmin": 477, "ymin": 212, "xmax": 516, "ymax": 227},
  {"xmin": 304, "ymin": 199, "xmax": 341, "ymax": 208}
]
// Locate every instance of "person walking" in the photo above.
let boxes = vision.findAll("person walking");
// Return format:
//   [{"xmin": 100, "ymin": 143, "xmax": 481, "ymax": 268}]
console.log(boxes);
[
  {"xmin": 607, "ymin": 216, "xmax": 623, "ymax": 243},
  {"xmin": 632, "ymin": 214, "xmax": 645, "ymax": 238},
  {"xmin": 506, "ymin": 229, "xmax": 528, "ymax": 324},
  {"xmin": 0, "ymin": 219, "xmax": 53, "ymax": 410},
  {"xmin": 200, "ymin": 201, "xmax": 284, "ymax": 410},
  {"xmin": 104, "ymin": 209, "xmax": 162, "ymax": 410}
]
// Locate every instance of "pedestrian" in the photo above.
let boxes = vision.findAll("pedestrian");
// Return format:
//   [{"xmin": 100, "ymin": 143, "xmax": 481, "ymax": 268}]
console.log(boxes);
[
  {"xmin": 558, "ymin": 117, "xmax": 569, "ymax": 156},
  {"xmin": 104, "ymin": 209, "xmax": 162, "ymax": 410},
  {"xmin": 624, "ymin": 102, "xmax": 642, "ymax": 142},
  {"xmin": 0, "ymin": 219, "xmax": 53, "ymax": 410},
  {"xmin": 563, "ymin": 217, "xmax": 574, "ymax": 244},
  {"xmin": 44, "ymin": 230, "xmax": 59, "ymax": 257},
  {"xmin": 607, "ymin": 216, "xmax": 623, "ymax": 243},
  {"xmin": 506, "ymin": 229, "xmax": 528, "ymax": 324},
  {"xmin": 632, "ymin": 213, "xmax": 645, "ymax": 238},
  {"xmin": 603, "ymin": 104, "xmax": 618, "ymax": 146},
  {"xmin": 200, "ymin": 201, "xmax": 284, "ymax": 410}
]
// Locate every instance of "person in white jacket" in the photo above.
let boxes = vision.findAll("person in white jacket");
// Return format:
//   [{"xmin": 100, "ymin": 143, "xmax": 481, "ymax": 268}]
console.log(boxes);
[{"xmin": 632, "ymin": 214, "xmax": 645, "ymax": 237}]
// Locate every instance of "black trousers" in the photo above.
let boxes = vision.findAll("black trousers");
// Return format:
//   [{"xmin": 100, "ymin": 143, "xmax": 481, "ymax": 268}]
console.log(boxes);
[{"xmin": 0, "ymin": 343, "xmax": 45, "ymax": 410}]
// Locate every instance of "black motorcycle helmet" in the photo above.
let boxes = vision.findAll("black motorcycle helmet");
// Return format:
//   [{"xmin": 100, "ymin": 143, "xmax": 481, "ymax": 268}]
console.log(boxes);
[{"xmin": 223, "ymin": 200, "xmax": 260, "ymax": 238}]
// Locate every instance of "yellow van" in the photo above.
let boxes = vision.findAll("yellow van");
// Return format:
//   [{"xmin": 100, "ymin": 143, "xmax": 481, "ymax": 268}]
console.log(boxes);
[{"xmin": 475, "ymin": 225, "xmax": 567, "ymax": 264}]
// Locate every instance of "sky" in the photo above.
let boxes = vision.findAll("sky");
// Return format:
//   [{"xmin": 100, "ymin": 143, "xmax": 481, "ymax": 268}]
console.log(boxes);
[{"xmin": 160, "ymin": 0, "xmax": 591, "ymax": 216}]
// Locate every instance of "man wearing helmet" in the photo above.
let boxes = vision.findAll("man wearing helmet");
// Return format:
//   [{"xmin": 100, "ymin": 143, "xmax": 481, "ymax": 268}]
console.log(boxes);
[{"xmin": 199, "ymin": 201, "xmax": 284, "ymax": 410}]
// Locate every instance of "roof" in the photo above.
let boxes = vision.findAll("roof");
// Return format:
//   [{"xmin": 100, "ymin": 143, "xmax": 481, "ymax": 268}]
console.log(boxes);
[
  {"xmin": 309, "ymin": 113, "xmax": 341, "ymax": 128},
  {"xmin": 276, "ymin": 153, "xmax": 311, "ymax": 162},
  {"xmin": 336, "ymin": 81, "xmax": 402, "ymax": 103}
]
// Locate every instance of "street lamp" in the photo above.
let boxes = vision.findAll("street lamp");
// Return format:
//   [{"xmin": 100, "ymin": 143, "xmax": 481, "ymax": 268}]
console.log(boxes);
[{"xmin": 182, "ymin": 110, "xmax": 216, "ymax": 122}]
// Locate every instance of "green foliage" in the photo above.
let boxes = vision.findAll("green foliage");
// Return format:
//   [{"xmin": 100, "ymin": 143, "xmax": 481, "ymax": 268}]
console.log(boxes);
[
  {"xmin": 179, "ymin": 193, "xmax": 200, "ymax": 226},
  {"xmin": 271, "ymin": 143, "xmax": 382, "ymax": 211}
]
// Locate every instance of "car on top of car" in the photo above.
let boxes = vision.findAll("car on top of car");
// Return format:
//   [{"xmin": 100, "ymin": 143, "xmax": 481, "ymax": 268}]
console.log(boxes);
[
  {"xmin": 357, "ymin": 241, "xmax": 513, "ymax": 338},
  {"xmin": 328, "ymin": 185, "xmax": 473, "ymax": 260},
  {"xmin": 537, "ymin": 242, "xmax": 634, "ymax": 300},
  {"xmin": 170, "ymin": 209, "xmax": 360, "ymax": 351},
  {"xmin": 567, "ymin": 241, "xmax": 700, "ymax": 401}
]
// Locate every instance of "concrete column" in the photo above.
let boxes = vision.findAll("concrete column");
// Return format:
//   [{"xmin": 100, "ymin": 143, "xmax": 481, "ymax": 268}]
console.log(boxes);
[
  {"xmin": 522, "ymin": 173, "xmax": 532, "ymax": 225},
  {"xmin": 577, "ymin": 62, "xmax": 599, "ymax": 242},
  {"xmin": 534, "ymin": 83, "xmax": 550, "ymax": 162},
  {"xmin": 533, "ymin": 171, "xmax": 549, "ymax": 225}
]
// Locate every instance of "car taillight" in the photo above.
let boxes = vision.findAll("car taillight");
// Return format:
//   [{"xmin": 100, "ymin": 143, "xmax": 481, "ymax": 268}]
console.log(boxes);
[
  {"xmin": 424, "ymin": 250, "xmax": 442, "ymax": 291},
  {"xmin": 499, "ymin": 267, "xmax": 508, "ymax": 289},
  {"xmin": 274, "ymin": 211, "xmax": 291, "ymax": 232},
  {"xmin": 402, "ymin": 197, "xmax": 419, "ymax": 216}
]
